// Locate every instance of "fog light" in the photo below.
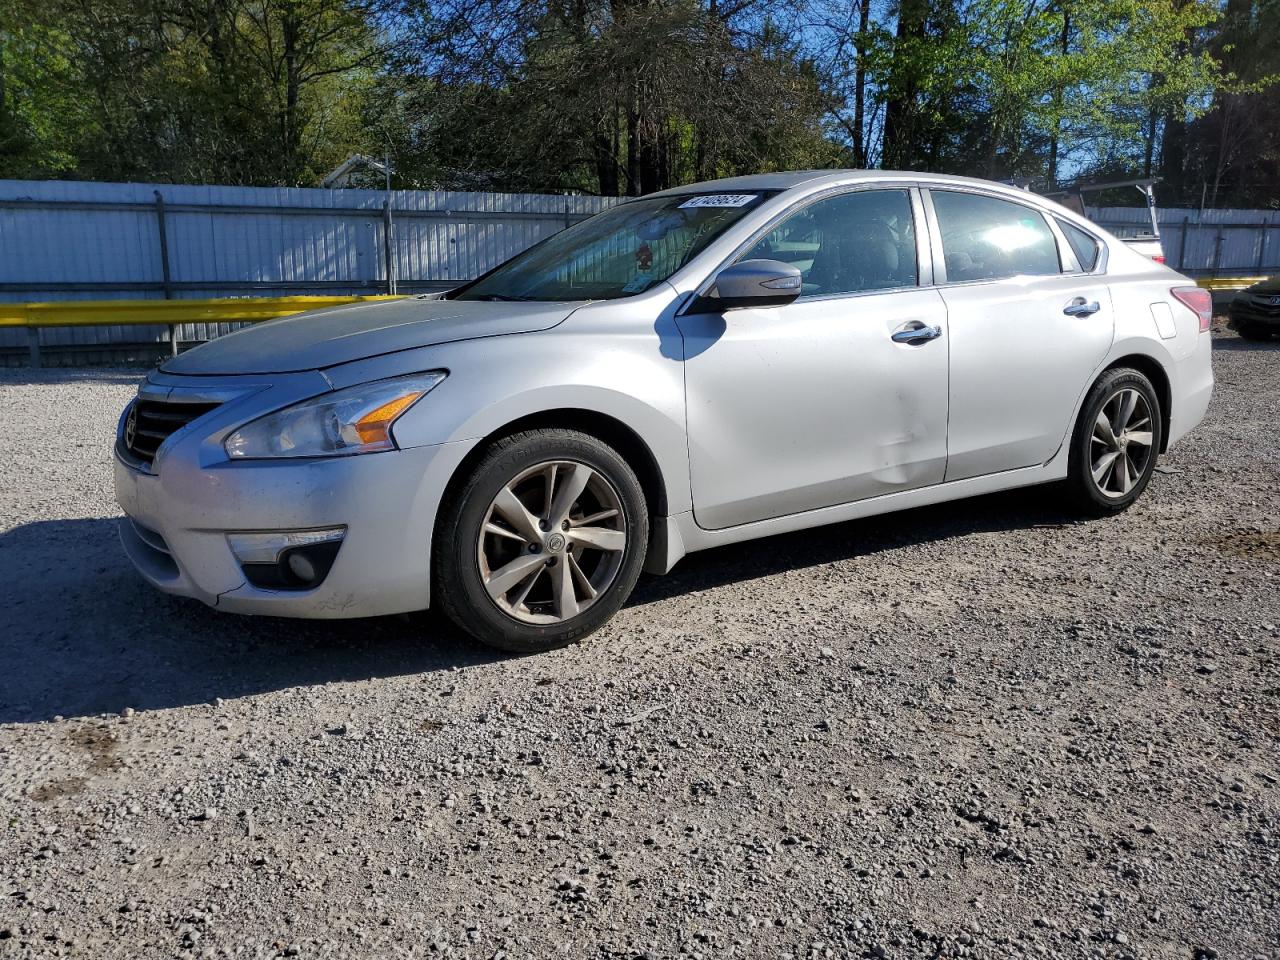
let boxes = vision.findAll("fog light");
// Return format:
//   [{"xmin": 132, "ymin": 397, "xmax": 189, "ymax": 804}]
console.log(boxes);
[
  {"xmin": 227, "ymin": 528, "xmax": 345, "ymax": 591},
  {"xmin": 286, "ymin": 551, "xmax": 318, "ymax": 583}
]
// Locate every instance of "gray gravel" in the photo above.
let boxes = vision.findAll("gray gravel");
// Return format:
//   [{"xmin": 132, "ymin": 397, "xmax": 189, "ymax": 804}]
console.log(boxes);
[{"xmin": 1, "ymin": 334, "xmax": 1278, "ymax": 959}]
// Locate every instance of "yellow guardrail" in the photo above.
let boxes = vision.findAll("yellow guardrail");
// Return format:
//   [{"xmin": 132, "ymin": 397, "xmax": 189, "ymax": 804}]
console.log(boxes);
[
  {"xmin": 0, "ymin": 274, "xmax": 1268, "ymax": 368},
  {"xmin": 1198, "ymin": 276, "xmax": 1266, "ymax": 292},
  {"xmin": 0, "ymin": 295, "xmax": 405, "ymax": 329},
  {"xmin": 0, "ymin": 277, "xmax": 1264, "ymax": 333}
]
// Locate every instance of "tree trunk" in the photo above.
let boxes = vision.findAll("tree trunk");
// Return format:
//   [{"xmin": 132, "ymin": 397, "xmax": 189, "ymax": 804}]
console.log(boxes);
[
  {"xmin": 1046, "ymin": 10, "xmax": 1070, "ymax": 188},
  {"xmin": 594, "ymin": 126, "xmax": 619, "ymax": 196},
  {"xmin": 852, "ymin": 0, "xmax": 870, "ymax": 167},
  {"xmin": 881, "ymin": 0, "xmax": 928, "ymax": 169},
  {"xmin": 281, "ymin": 7, "xmax": 302, "ymax": 183},
  {"xmin": 1142, "ymin": 106, "xmax": 1158, "ymax": 178},
  {"xmin": 1158, "ymin": 105, "xmax": 1187, "ymax": 203},
  {"xmin": 625, "ymin": 103, "xmax": 639, "ymax": 196}
]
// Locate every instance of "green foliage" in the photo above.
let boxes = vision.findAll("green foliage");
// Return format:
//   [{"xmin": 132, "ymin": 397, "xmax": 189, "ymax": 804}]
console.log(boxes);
[
  {"xmin": 0, "ymin": 0, "xmax": 1276, "ymax": 205},
  {"xmin": 1, "ymin": 0, "xmax": 392, "ymax": 185},
  {"xmin": 837, "ymin": 0, "xmax": 1221, "ymax": 181},
  {"xmin": 402, "ymin": 0, "xmax": 840, "ymax": 193},
  {"xmin": 0, "ymin": 1, "xmax": 87, "ymax": 177}
]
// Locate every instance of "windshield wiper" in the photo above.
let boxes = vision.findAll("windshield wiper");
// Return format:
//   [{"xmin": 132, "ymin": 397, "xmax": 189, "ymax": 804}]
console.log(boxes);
[{"xmin": 472, "ymin": 294, "xmax": 534, "ymax": 302}]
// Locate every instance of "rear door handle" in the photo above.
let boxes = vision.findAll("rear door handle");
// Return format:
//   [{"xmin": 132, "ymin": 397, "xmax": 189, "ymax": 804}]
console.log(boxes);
[
  {"xmin": 1064, "ymin": 297, "xmax": 1101, "ymax": 317},
  {"xmin": 891, "ymin": 321, "xmax": 942, "ymax": 344}
]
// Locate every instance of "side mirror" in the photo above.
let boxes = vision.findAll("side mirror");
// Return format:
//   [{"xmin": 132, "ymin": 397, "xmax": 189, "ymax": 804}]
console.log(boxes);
[{"xmin": 702, "ymin": 259, "xmax": 802, "ymax": 311}]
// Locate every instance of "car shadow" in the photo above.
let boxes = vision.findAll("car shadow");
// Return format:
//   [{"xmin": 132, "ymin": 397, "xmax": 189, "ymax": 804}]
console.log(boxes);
[
  {"xmin": 628, "ymin": 486, "xmax": 1075, "ymax": 606},
  {"xmin": 1212, "ymin": 332, "xmax": 1278, "ymax": 351},
  {"xmin": 0, "ymin": 486, "xmax": 1075, "ymax": 724},
  {"xmin": 0, "ymin": 518, "xmax": 498, "ymax": 724}
]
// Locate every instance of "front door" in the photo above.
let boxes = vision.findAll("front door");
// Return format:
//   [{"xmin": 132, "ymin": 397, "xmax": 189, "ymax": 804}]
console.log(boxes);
[{"xmin": 676, "ymin": 188, "xmax": 951, "ymax": 530}]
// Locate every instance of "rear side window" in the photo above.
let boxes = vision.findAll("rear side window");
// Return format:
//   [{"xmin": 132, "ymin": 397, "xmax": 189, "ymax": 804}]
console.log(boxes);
[
  {"xmin": 1056, "ymin": 218, "xmax": 1101, "ymax": 271},
  {"xmin": 931, "ymin": 191, "xmax": 1062, "ymax": 282}
]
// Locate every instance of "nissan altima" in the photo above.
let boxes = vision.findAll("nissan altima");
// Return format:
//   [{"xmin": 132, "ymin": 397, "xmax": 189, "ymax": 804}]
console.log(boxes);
[{"xmin": 114, "ymin": 171, "xmax": 1214, "ymax": 652}]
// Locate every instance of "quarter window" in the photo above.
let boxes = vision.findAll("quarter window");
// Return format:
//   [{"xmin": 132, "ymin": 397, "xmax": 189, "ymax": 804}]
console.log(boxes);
[
  {"xmin": 1056, "ymin": 218, "xmax": 1101, "ymax": 272},
  {"xmin": 742, "ymin": 189, "xmax": 918, "ymax": 297},
  {"xmin": 931, "ymin": 191, "xmax": 1062, "ymax": 282}
]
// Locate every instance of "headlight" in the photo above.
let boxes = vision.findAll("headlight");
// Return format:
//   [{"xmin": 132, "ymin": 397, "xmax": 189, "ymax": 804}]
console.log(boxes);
[{"xmin": 224, "ymin": 371, "xmax": 446, "ymax": 459}]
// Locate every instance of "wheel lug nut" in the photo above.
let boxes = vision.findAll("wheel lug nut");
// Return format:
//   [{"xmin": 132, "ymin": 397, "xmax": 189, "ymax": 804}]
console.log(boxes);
[{"xmin": 561, "ymin": 520, "xmax": 570, "ymax": 530}]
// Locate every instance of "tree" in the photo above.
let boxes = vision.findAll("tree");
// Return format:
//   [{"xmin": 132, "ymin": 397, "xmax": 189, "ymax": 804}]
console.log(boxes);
[
  {"xmin": 0, "ymin": 0, "xmax": 398, "ymax": 184},
  {"xmin": 0, "ymin": 0, "xmax": 85, "ymax": 177},
  {"xmin": 806, "ymin": 0, "xmax": 1222, "ymax": 186},
  {"xmin": 399, "ymin": 0, "xmax": 839, "ymax": 195},
  {"xmin": 1165, "ymin": 0, "xmax": 1280, "ymax": 207},
  {"xmin": 2, "ymin": 0, "xmax": 1278, "ymax": 207}
]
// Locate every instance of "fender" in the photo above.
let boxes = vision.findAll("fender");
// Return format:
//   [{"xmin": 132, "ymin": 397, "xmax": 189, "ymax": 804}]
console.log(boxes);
[{"xmin": 326, "ymin": 326, "xmax": 695, "ymax": 518}]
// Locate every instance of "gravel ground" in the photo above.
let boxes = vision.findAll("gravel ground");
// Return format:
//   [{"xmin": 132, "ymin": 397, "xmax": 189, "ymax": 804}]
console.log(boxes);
[{"xmin": 1, "ymin": 333, "xmax": 1278, "ymax": 960}]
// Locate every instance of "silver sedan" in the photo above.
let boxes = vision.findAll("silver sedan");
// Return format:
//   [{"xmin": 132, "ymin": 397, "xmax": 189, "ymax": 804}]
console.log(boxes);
[{"xmin": 114, "ymin": 171, "xmax": 1214, "ymax": 651}]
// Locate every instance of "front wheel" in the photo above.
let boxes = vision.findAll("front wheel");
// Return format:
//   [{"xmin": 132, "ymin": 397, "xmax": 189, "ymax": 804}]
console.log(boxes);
[
  {"xmin": 434, "ymin": 429, "xmax": 649, "ymax": 653},
  {"xmin": 1063, "ymin": 368, "xmax": 1163, "ymax": 516},
  {"xmin": 1236, "ymin": 324, "xmax": 1272, "ymax": 342}
]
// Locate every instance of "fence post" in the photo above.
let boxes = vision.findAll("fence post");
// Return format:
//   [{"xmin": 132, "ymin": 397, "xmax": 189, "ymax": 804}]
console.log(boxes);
[
  {"xmin": 27, "ymin": 328, "xmax": 41, "ymax": 368},
  {"xmin": 1177, "ymin": 216, "xmax": 1189, "ymax": 271},
  {"xmin": 563, "ymin": 197, "xmax": 571, "ymax": 230},
  {"xmin": 1211, "ymin": 225, "xmax": 1224, "ymax": 277},
  {"xmin": 154, "ymin": 190, "xmax": 178, "ymax": 356},
  {"xmin": 1259, "ymin": 218, "xmax": 1270, "ymax": 273},
  {"xmin": 382, "ymin": 199, "xmax": 398, "ymax": 295}
]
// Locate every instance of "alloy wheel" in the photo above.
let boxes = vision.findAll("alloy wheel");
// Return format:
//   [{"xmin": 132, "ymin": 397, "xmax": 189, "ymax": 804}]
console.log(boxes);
[
  {"xmin": 476, "ymin": 460, "xmax": 627, "ymax": 624},
  {"xmin": 1089, "ymin": 387, "xmax": 1155, "ymax": 498}
]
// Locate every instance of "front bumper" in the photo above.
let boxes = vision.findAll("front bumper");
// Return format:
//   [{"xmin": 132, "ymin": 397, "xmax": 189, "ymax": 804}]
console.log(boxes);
[
  {"xmin": 114, "ymin": 391, "xmax": 472, "ymax": 619},
  {"xmin": 1229, "ymin": 296, "xmax": 1280, "ymax": 330}
]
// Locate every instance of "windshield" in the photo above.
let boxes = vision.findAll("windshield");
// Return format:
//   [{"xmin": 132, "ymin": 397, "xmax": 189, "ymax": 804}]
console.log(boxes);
[{"xmin": 452, "ymin": 192, "xmax": 775, "ymax": 302}]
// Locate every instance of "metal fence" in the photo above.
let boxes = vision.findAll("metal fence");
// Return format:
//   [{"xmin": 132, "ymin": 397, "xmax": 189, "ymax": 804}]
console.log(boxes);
[
  {"xmin": 1087, "ymin": 205, "xmax": 1280, "ymax": 277},
  {"xmin": 1, "ymin": 179, "xmax": 1275, "ymax": 364},
  {"xmin": 0, "ymin": 179, "xmax": 613, "ymax": 363}
]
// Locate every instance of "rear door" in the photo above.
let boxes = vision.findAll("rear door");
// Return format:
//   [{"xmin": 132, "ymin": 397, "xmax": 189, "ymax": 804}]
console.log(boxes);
[{"xmin": 925, "ymin": 188, "xmax": 1114, "ymax": 481}]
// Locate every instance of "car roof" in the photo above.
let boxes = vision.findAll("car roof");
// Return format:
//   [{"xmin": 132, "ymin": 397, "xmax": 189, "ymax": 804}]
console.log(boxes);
[{"xmin": 649, "ymin": 169, "xmax": 1044, "ymax": 200}]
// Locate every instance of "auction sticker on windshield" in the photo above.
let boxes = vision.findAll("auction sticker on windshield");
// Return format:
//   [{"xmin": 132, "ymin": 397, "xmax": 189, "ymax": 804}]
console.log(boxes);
[{"xmin": 679, "ymin": 195, "xmax": 759, "ymax": 208}]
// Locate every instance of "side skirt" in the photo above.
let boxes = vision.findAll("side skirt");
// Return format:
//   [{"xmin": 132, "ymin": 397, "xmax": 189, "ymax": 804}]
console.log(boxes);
[{"xmin": 648, "ymin": 456, "xmax": 1069, "ymax": 575}]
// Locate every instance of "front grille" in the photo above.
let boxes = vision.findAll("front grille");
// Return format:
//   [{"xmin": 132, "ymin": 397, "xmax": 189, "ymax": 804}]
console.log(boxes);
[
  {"xmin": 125, "ymin": 398, "xmax": 221, "ymax": 466},
  {"xmin": 1249, "ymin": 295, "xmax": 1280, "ymax": 316}
]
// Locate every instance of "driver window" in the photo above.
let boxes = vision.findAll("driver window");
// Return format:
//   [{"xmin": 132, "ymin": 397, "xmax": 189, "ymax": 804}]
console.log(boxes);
[{"xmin": 742, "ymin": 189, "xmax": 918, "ymax": 297}]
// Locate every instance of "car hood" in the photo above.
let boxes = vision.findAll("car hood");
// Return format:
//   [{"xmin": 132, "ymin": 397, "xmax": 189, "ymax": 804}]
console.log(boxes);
[
  {"xmin": 161, "ymin": 297, "xmax": 581, "ymax": 375},
  {"xmin": 1247, "ymin": 277, "xmax": 1280, "ymax": 295}
]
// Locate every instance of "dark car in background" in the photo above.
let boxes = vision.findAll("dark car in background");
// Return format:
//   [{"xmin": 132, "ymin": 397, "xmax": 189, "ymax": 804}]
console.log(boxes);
[{"xmin": 1229, "ymin": 278, "xmax": 1280, "ymax": 340}]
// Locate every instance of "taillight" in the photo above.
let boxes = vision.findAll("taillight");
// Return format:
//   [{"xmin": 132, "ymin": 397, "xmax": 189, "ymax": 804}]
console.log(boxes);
[
  {"xmin": 1152, "ymin": 255, "xmax": 1166, "ymax": 264},
  {"xmin": 1171, "ymin": 286, "xmax": 1212, "ymax": 332}
]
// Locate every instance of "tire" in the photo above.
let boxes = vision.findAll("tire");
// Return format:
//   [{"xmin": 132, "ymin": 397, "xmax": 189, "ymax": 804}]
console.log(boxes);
[
  {"xmin": 1063, "ymin": 367, "xmax": 1164, "ymax": 517},
  {"xmin": 433, "ymin": 428, "xmax": 648, "ymax": 653},
  {"xmin": 1236, "ymin": 324, "xmax": 1272, "ymax": 342}
]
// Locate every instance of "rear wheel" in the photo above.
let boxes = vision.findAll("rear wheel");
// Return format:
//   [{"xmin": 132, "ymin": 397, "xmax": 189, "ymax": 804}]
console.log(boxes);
[
  {"xmin": 1063, "ymin": 368, "xmax": 1163, "ymax": 516},
  {"xmin": 434, "ymin": 429, "xmax": 648, "ymax": 653}
]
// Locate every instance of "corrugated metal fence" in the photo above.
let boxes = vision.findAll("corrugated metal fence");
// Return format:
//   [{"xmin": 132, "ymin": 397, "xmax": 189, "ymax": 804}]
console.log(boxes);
[
  {"xmin": 1088, "ymin": 205, "xmax": 1280, "ymax": 277},
  {"xmin": 0, "ymin": 179, "xmax": 613, "ymax": 363},
  {"xmin": 1, "ymin": 179, "xmax": 1275, "ymax": 363}
]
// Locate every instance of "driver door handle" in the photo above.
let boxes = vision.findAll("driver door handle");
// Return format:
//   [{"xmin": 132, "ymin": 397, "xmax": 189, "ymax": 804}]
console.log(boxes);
[
  {"xmin": 891, "ymin": 321, "xmax": 943, "ymax": 344},
  {"xmin": 1063, "ymin": 297, "xmax": 1101, "ymax": 317}
]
